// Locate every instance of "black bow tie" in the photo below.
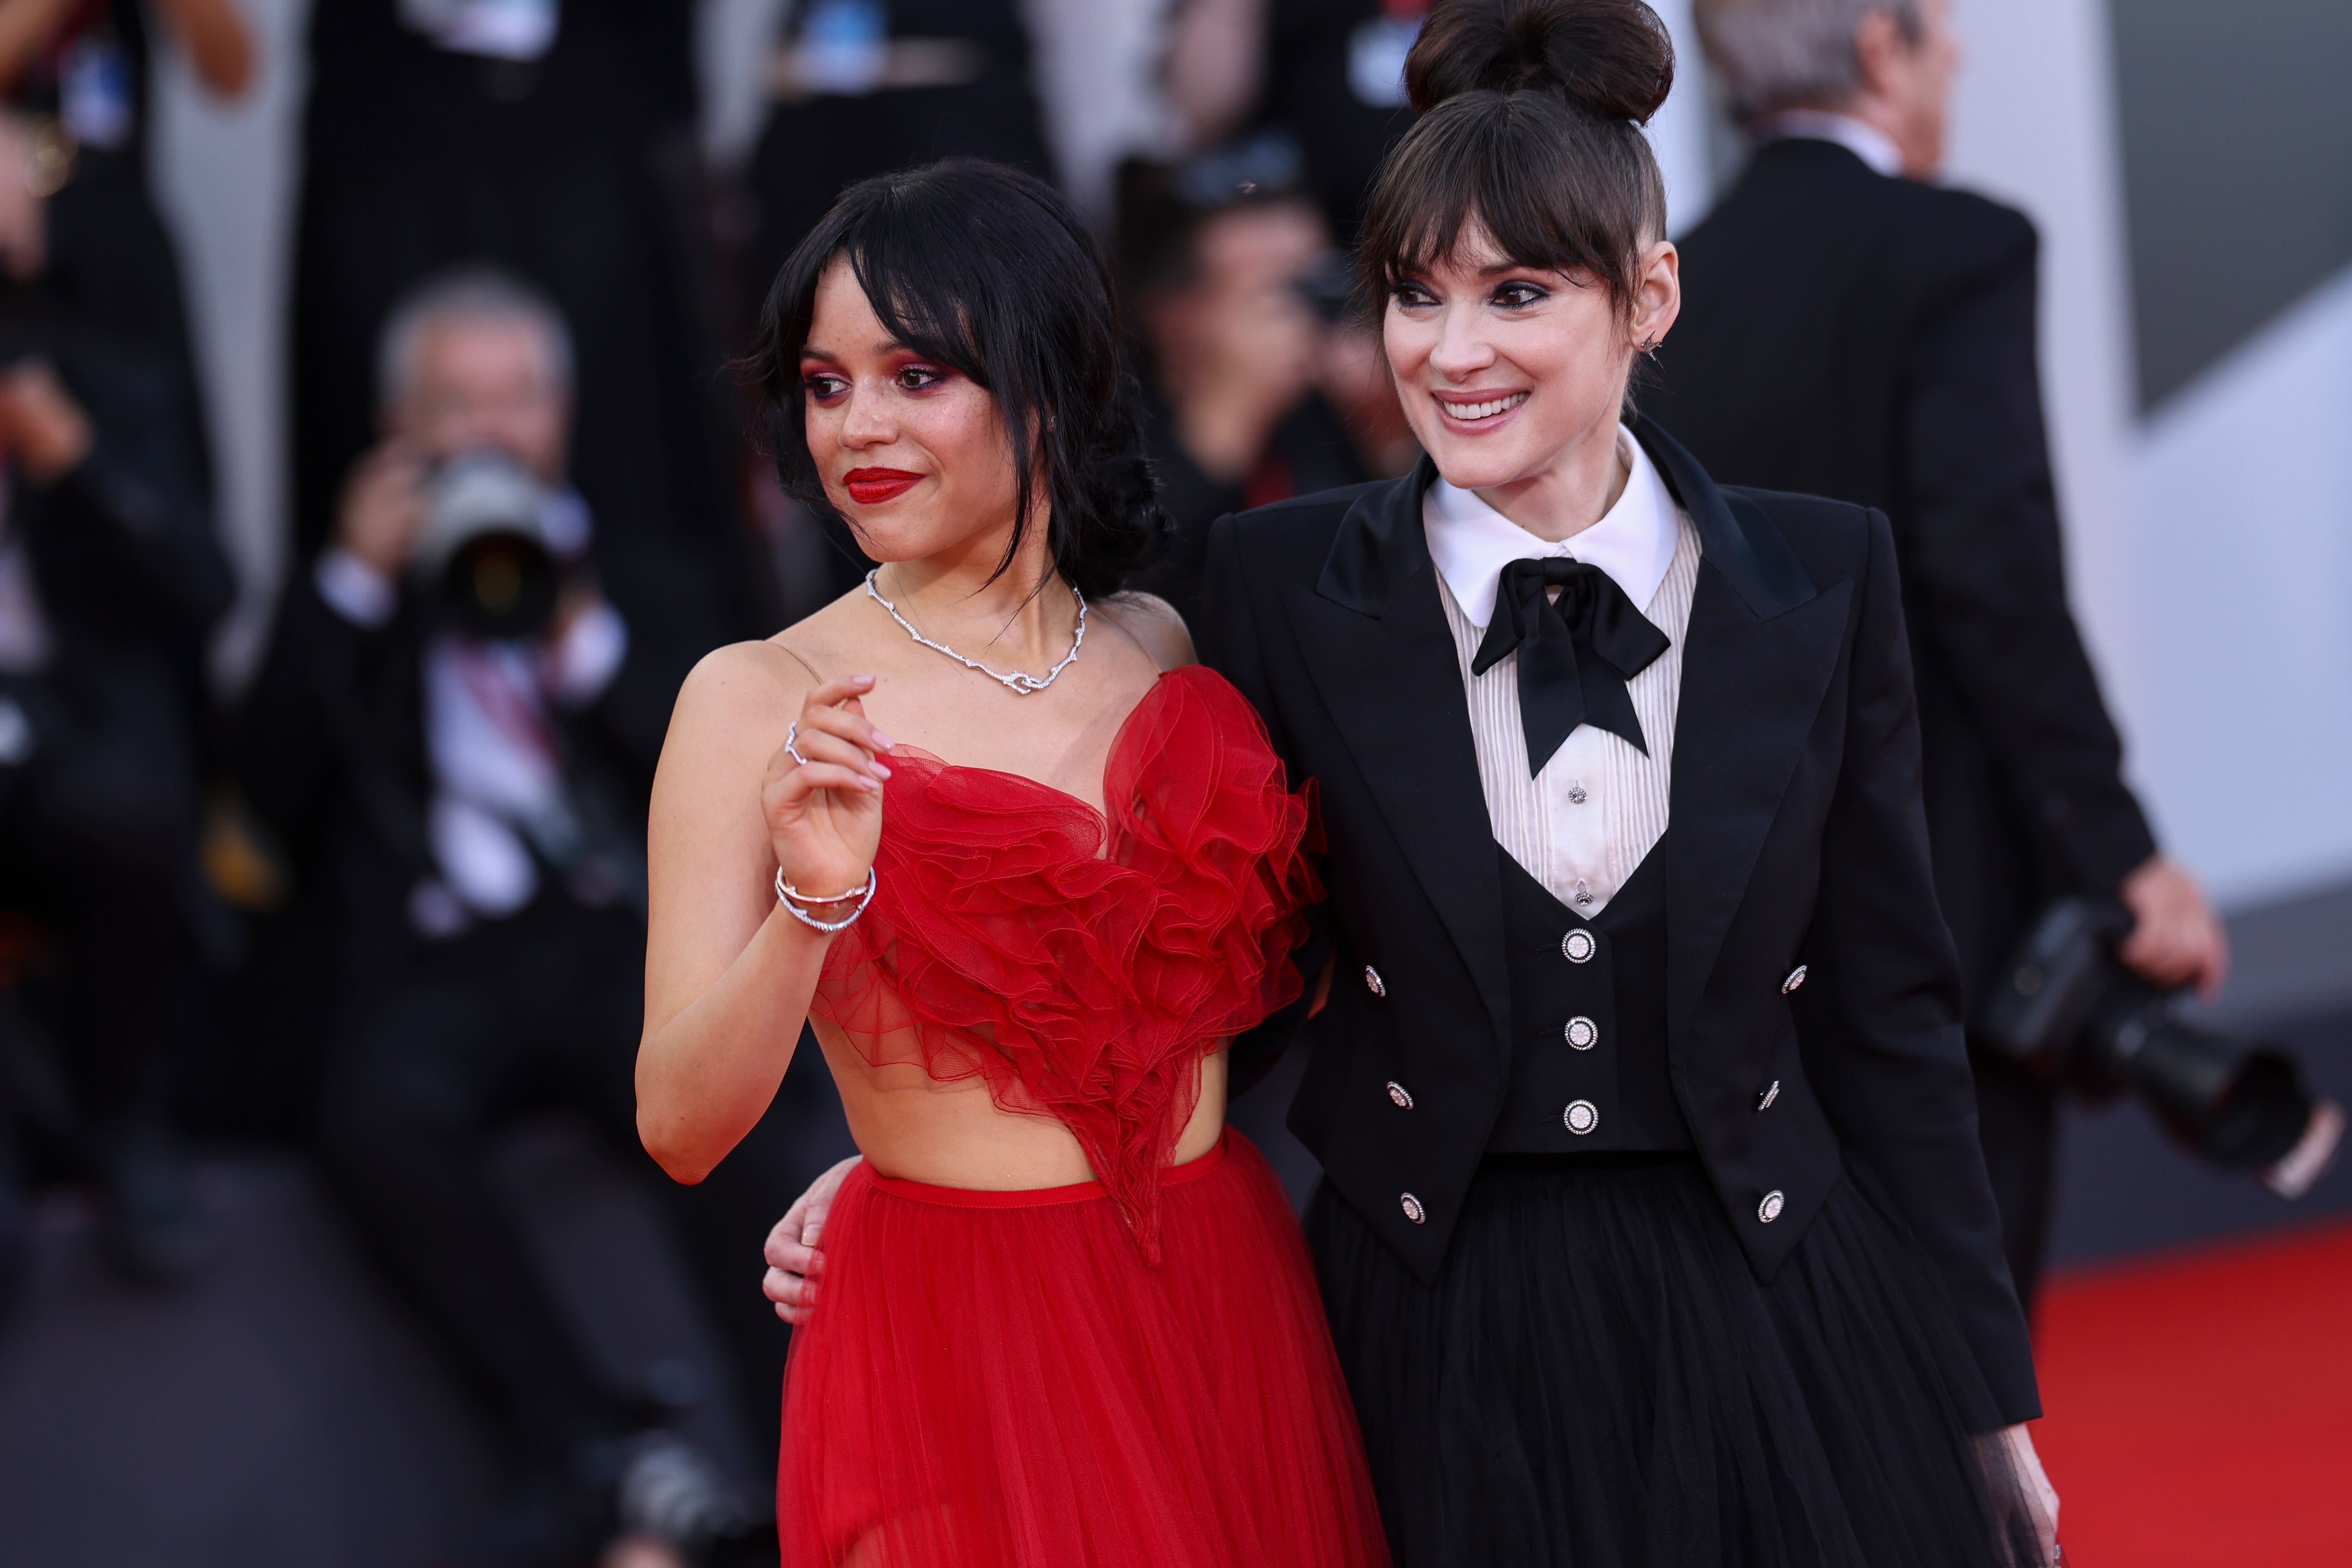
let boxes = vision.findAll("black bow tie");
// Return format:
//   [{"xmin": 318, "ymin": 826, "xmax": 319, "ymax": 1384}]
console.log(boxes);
[{"xmin": 1471, "ymin": 556, "xmax": 1671, "ymax": 774}]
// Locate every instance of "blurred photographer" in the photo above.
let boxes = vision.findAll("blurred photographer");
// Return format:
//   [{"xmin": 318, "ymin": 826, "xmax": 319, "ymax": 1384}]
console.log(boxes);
[
  {"xmin": 0, "ymin": 106, "xmax": 231, "ymax": 1286},
  {"xmin": 1654, "ymin": 0, "xmax": 2230, "ymax": 1307},
  {"xmin": 238, "ymin": 268, "xmax": 819, "ymax": 1564},
  {"xmin": 1118, "ymin": 134, "xmax": 1394, "ymax": 629}
]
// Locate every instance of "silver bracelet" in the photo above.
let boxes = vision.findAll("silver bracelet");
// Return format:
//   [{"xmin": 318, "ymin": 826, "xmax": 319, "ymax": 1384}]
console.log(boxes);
[
  {"xmin": 774, "ymin": 865, "xmax": 876, "ymax": 932},
  {"xmin": 776, "ymin": 867, "xmax": 870, "ymax": 904}
]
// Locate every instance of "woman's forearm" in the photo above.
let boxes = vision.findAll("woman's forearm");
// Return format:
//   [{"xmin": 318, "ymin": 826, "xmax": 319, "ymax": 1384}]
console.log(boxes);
[{"xmin": 637, "ymin": 902, "xmax": 835, "ymax": 1182}]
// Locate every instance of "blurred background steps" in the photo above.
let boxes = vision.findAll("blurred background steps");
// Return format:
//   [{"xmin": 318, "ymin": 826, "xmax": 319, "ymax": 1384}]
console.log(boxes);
[{"xmin": 0, "ymin": 1126, "xmax": 755, "ymax": 1568}]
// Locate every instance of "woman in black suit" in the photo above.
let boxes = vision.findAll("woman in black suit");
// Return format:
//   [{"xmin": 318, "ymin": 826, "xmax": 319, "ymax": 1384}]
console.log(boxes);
[{"xmin": 1200, "ymin": 3, "xmax": 2059, "ymax": 1565}]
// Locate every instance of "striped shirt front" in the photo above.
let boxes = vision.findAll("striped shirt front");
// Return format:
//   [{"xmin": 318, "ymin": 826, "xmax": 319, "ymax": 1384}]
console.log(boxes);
[{"xmin": 1422, "ymin": 426, "xmax": 1699, "ymax": 917}]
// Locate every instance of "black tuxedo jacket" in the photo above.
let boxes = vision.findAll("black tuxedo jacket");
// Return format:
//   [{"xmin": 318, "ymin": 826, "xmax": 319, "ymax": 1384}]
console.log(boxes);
[
  {"xmin": 1650, "ymin": 137, "xmax": 2155, "ymax": 1007},
  {"xmin": 1202, "ymin": 419, "xmax": 2040, "ymax": 1423}
]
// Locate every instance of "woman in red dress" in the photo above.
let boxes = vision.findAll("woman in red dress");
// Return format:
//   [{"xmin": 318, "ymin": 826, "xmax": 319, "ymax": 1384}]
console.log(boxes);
[{"xmin": 634, "ymin": 160, "xmax": 1388, "ymax": 1567}]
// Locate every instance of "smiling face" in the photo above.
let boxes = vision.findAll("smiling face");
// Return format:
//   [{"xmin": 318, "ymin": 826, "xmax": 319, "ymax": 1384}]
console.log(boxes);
[
  {"xmin": 798, "ymin": 257, "xmax": 1025, "ymax": 568},
  {"xmin": 1384, "ymin": 220, "xmax": 1676, "ymax": 522}
]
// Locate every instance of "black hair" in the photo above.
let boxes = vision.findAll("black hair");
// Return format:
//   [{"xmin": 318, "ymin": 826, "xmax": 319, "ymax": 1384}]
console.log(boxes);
[
  {"xmin": 1356, "ymin": 0, "xmax": 1674, "ymax": 324},
  {"xmin": 1112, "ymin": 129, "xmax": 1316, "ymax": 301},
  {"xmin": 748, "ymin": 159, "xmax": 1164, "ymax": 600}
]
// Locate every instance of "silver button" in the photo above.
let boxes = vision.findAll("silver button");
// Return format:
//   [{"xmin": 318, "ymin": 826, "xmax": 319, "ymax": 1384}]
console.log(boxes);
[
  {"xmin": 1573, "ymin": 879, "xmax": 1593, "ymax": 907},
  {"xmin": 1364, "ymin": 965, "xmax": 1386, "ymax": 997},
  {"xmin": 1562, "ymin": 929, "xmax": 1596, "ymax": 964},
  {"xmin": 1758, "ymin": 1189, "xmax": 1785, "ymax": 1223},
  {"xmin": 1564, "ymin": 1015, "xmax": 1599, "ymax": 1051},
  {"xmin": 1757, "ymin": 1080, "xmax": 1780, "ymax": 1111},
  {"xmin": 1568, "ymin": 781, "xmax": 1588, "ymax": 805},
  {"xmin": 1563, "ymin": 1099, "xmax": 1599, "ymax": 1135},
  {"xmin": 1782, "ymin": 965, "xmax": 1807, "ymax": 994},
  {"xmin": 1387, "ymin": 1080, "xmax": 1414, "ymax": 1110},
  {"xmin": 1400, "ymin": 1192, "xmax": 1426, "ymax": 1224}
]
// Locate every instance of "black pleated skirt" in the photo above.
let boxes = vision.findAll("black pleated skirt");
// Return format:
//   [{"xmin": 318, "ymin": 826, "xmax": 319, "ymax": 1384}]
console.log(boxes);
[{"xmin": 1307, "ymin": 1153, "xmax": 2045, "ymax": 1568}]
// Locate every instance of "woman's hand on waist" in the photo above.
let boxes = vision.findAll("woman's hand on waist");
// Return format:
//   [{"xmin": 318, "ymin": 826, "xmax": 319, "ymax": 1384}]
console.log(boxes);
[{"xmin": 765, "ymin": 1155, "xmax": 860, "ymax": 1323}]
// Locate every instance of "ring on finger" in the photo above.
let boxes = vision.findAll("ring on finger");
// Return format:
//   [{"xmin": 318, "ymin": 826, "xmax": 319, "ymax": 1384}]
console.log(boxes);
[{"xmin": 785, "ymin": 719, "xmax": 811, "ymax": 768}]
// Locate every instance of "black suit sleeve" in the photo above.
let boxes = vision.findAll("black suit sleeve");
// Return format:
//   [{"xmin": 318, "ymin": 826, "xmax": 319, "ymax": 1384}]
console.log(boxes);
[
  {"xmin": 40, "ymin": 449, "xmax": 234, "ymax": 645},
  {"xmin": 1797, "ymin": 508, "xmax": 2041, "ymax": 1425},
  {"xmin": 1200, "ymin": 512, "xmax": 1330, "ymax": 1097},
  {"xmin": 567, "ymin": 612, "xmax": 682, "ymax": 785},
  {"xmin": 1898, "ymin": 216, "xmax": 2156, "ymax": 895},
  {"xmin": 235, "ymin": 571, "xmax": 425, "ymax": 872}
]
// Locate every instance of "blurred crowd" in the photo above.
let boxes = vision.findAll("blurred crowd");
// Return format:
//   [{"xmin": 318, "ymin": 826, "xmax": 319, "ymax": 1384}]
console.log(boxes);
[
  {"xmin": 0, "ymin": 0, "xmax": 1438, "ymax": 1562},
  {"xmin": 0, "ymin": 0, "xmax": 2278, "ymax": 1565}
]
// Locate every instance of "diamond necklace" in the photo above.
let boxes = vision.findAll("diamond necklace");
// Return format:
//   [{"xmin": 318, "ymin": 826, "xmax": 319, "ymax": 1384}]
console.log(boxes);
[{"xmin": 864, "ymin": 568, "xmax": 1087, "ymax": 696}]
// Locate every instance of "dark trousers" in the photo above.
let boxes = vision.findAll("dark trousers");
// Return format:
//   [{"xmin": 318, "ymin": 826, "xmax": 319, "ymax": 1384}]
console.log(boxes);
[
  {"xmin": 316, "ymin": 898, "xmax": 852, "ymax": 1475},
  {"xmin": 0, "ymin": 668, "xmax": 208, "ymax": 1133},
  {"xmin": 1969, "ymin": 1049, "xmax": 2059, "ymax": 1313}
]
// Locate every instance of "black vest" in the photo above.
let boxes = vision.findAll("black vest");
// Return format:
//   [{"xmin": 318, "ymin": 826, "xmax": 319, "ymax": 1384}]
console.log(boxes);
[{"xmin": 1486, "ymin": 834, "xmax": 1693, "ymax": 1152}]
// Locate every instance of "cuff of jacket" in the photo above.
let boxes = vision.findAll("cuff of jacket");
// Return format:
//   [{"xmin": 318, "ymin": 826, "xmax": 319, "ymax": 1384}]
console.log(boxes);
[
  {"xmin": 2039, "ymin": 784, "xmax": 2160, "ymax": 897},
  {"xmin": 49, "ymin": 449, "xmax": 166, "ymax": 539},
  {"xmin": 314, "ymin": 548, "xmax": 398, "ymax": 628},
  {"xmin": 1986, "ymin": 1359, "xmax": 2044, "ymax": 1427}
]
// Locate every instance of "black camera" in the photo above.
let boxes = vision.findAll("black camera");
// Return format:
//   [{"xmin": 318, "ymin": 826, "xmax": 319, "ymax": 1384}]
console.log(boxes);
[
  {"xmin": 1978, "ymin": 899, "xmax": 2342, "ymax": 1198},
  {"xmin": 411, "ymin": 451, "xmax": 561, "ymax": 639}
]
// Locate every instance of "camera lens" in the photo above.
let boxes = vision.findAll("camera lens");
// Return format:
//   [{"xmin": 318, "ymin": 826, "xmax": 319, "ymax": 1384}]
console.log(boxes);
[
  {"xmin": 417, "ymin": 452, "xmax": 563, "ymax": 639},
  {"xmin": 445, "ymin": 531, "xmax": 557, "ymax": 639}
]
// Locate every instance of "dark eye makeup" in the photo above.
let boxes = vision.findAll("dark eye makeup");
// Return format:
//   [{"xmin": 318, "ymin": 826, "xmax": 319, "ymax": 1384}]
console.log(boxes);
[
  {"xmin": 1387, "ymin": 275, "xmax": 1552, "ymax": 310},
  {"xmin": 799, "ymin": 362, "xmax": 953, "ymax": 401}
]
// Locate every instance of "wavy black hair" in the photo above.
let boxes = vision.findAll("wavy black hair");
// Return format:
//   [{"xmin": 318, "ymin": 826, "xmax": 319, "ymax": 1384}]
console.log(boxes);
[{"xmin": 747, "ymin": 159, "xmax": 1165, "ymax": 600}]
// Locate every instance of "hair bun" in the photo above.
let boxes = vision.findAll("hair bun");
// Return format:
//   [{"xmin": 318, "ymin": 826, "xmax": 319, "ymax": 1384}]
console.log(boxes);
[{"xmin": 1405, "ymin": 0, "xmax": 1674, "ymax": 124}]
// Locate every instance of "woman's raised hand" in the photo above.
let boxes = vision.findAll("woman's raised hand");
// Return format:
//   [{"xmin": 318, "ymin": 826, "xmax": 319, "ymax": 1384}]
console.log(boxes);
[{"xmin": 763, "ymin": 675, "xmax": 894, "ymax": 908}]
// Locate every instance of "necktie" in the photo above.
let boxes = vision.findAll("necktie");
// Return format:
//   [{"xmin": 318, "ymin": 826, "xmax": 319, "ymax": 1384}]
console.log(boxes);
[{"xmin": 1471, "ymin": 556, "xmax": 1670, "ymax": 775}]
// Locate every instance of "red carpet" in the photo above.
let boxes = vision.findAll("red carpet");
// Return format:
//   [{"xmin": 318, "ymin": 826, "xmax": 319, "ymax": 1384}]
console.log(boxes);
[{"xmin": 2033, "ymin": 1219, "xmax": 2352, "ymax": 1566}]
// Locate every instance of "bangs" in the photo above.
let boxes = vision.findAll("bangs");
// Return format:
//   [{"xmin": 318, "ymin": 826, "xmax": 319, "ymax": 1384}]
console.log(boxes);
[
  {"xmin": 788, "ymin": 195, "xmax": 999, "ymax": 393},
  {"xmin": 1357, "ymin": 89, "xmax": 1665, "ymax": 319}
]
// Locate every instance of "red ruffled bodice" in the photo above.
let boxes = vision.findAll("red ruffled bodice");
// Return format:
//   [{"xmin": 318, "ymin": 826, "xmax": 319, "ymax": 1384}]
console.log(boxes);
[{"xmin": 812, "ymin": 664, "xmax": 1321, "ymax": 1262}]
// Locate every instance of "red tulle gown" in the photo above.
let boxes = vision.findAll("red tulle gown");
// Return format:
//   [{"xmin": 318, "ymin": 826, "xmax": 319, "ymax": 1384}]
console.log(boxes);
[{"xmin": 780, "ymin": 666, "xmax": 1390, "ymax": 1568}]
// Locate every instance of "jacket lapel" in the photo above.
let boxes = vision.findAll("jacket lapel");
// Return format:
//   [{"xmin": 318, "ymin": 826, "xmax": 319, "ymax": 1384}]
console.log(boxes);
[
  {"xmin": 1635, "ymin": 420, "xmax": 1852, "ymax": 1051},
  {"xmin": 1283, "ymin": 458, "xmax": 1512, "ymax": 1033}
]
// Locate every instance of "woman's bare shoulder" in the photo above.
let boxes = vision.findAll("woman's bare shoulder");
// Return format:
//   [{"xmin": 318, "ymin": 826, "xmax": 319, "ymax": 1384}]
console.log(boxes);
[
  {"xmin": 1096, "ymin": 591, "xmax": 1195, "ymax": 673},
  {"xmin": 672, "ymin": 589, "xmax": 874, "ymax": 731},
  {"xmin": 655, "ymin": 644, "xmax": 797, "ymax": 790},
  {"xmin": 676, "ymin": 638, "xmax": 815, "ymax": 718}
]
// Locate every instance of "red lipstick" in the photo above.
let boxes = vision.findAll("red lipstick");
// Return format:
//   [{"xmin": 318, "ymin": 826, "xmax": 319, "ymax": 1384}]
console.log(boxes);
[{"xmin": 843, "ymin": 468, "xmax": 924, "ymax": 505}]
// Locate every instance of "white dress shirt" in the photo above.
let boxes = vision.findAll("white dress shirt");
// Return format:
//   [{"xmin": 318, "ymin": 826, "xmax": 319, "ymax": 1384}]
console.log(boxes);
[{"xmin": 1425, "ymin": 425, "xmax": 1699, "ymax": 915}]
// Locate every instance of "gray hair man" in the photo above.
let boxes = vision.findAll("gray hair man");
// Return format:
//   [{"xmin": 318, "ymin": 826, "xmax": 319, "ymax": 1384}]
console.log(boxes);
[
  {"xmin": 1695, "ymin": 0, "xmax": 1954, "ymax": 175},
  {"xmin": 1656, "ymin": 0, "xmax": 2227, "ymax": 1314}
]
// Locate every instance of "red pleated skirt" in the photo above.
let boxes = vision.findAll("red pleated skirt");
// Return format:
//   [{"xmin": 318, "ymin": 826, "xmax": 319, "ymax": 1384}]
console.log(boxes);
[{"xmin": 778, "ymin": 1132, "xmax": 1391, "ymax": 1567}]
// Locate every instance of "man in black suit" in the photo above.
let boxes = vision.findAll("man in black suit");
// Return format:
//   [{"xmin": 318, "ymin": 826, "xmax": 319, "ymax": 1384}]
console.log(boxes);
[
  {"xmin": 1654, "ymin": 0, "xmax": 2227, "ymax": 1307},
  {"xmin": 239, "ymin": 270, "xmax": 849, "ymax": 1562}
]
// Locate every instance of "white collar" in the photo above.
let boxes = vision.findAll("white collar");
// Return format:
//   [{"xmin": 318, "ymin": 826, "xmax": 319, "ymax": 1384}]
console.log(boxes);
[
  {"xmin": 1423, "ymin": 425, "xmax": 1681, "ymax": 629},
  {"xmin": 1758, "ymin": 110, "xmax": 1904, "ymax": 178}
]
